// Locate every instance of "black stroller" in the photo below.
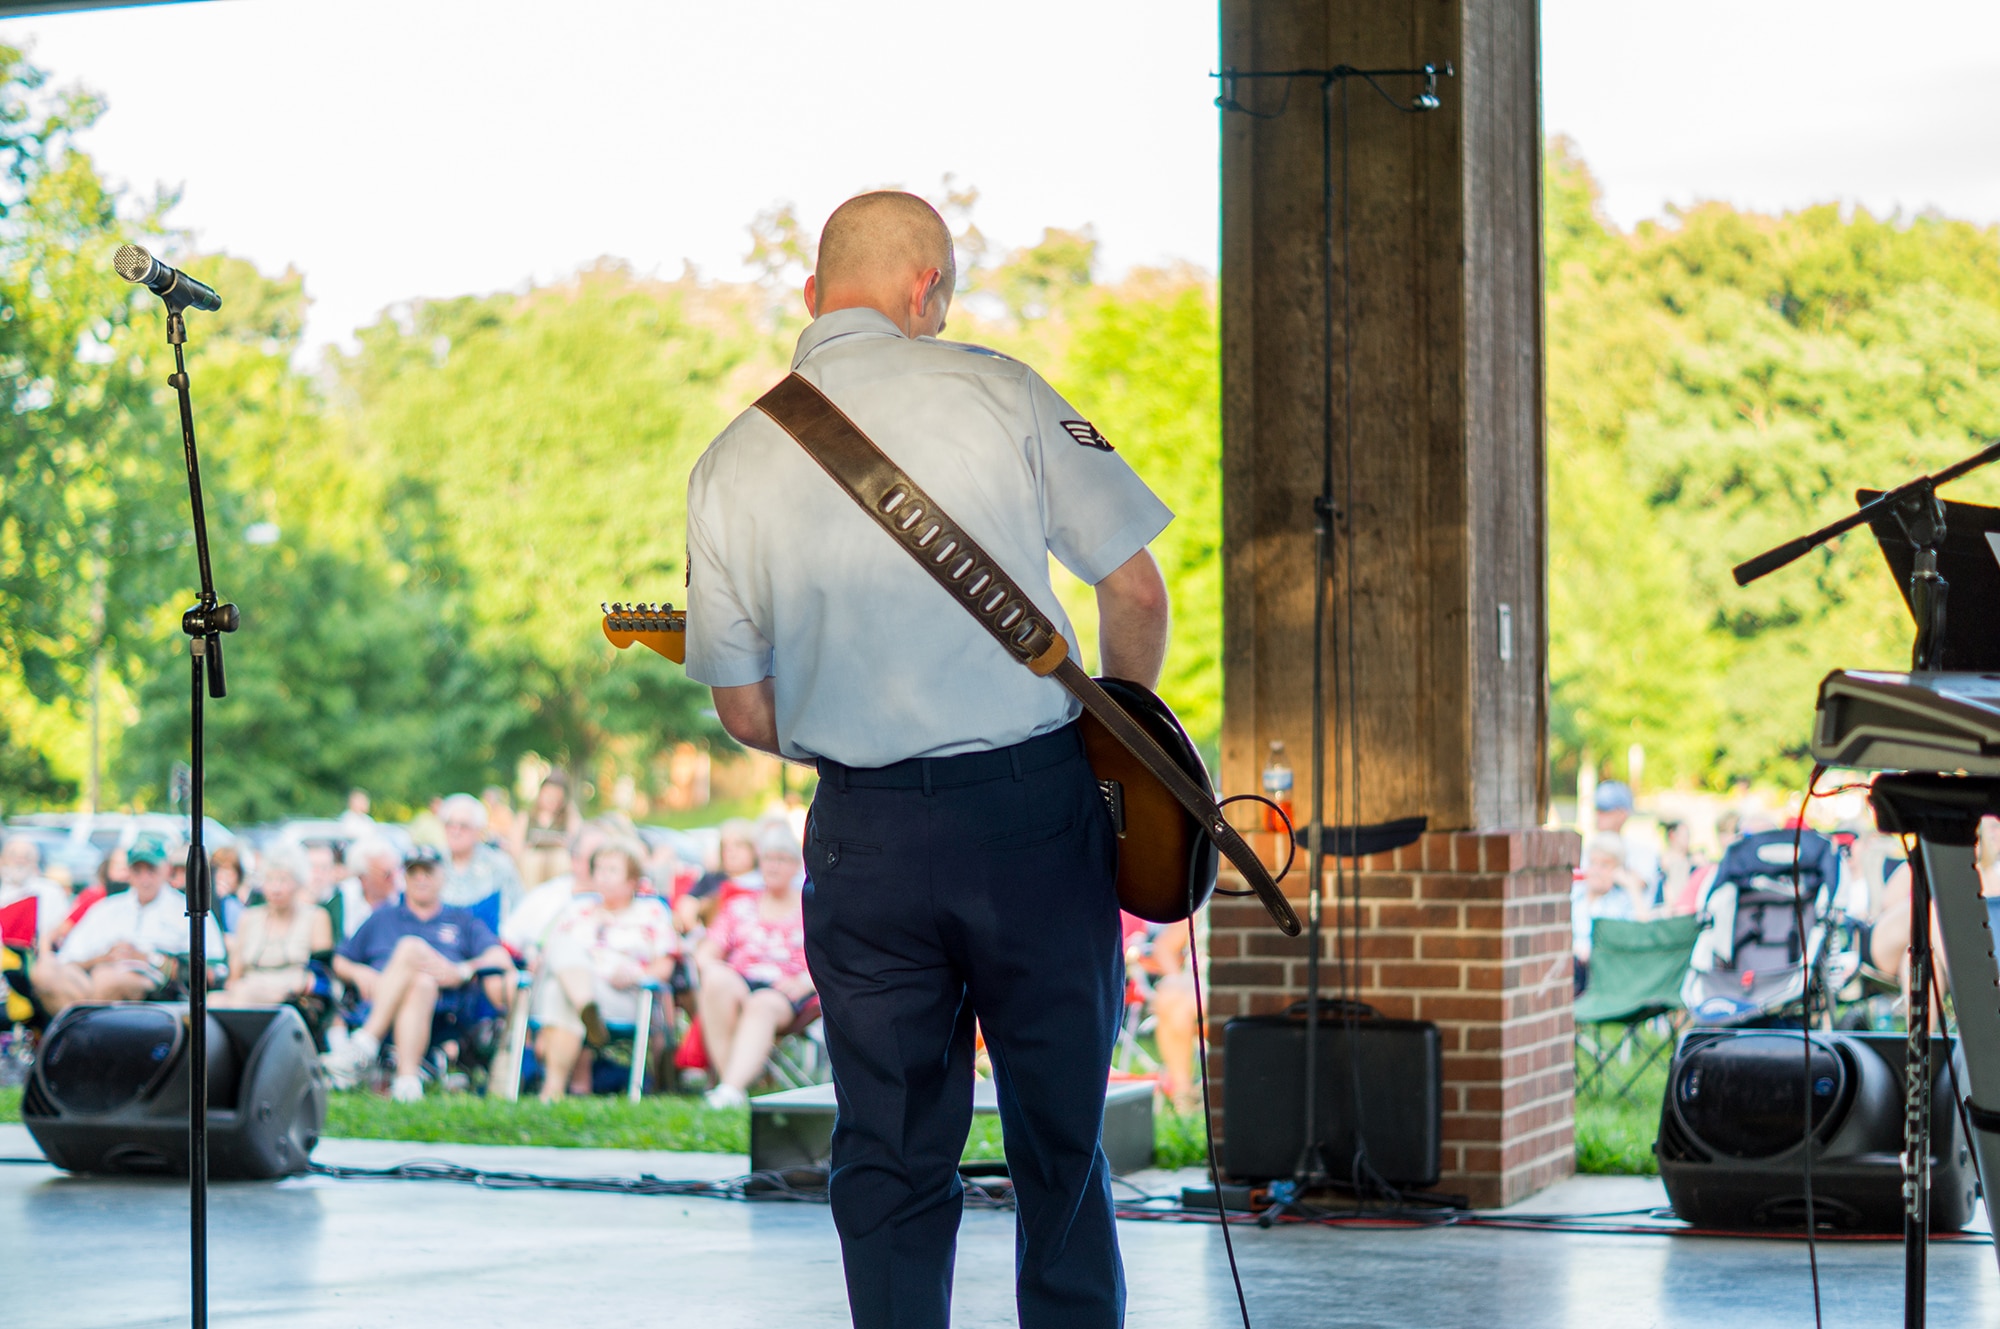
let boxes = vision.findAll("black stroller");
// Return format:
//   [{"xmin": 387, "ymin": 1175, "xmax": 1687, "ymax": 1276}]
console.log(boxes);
[{"xmin": 1682, "ymin": 828, "xmax": 1843, "ymax": 1026}]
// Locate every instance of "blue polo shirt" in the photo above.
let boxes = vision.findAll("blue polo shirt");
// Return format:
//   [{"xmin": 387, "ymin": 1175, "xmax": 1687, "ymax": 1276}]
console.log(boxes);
[{"xmin": 337, "ymin": 901, "xmax": 499, "ymax": 970}]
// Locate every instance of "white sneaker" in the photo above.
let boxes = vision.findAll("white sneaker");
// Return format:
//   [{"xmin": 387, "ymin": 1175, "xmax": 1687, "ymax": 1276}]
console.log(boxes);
[
  {"xmin": 321, "ymin": 1030, "xmax": 379, "ymax": 1090},
  {"xmin": 390, "ymin": 1074, "xmax": 424, "ymax": 1104},
  {"xmin": 703, "ymin": 1084, "xmax": 747, "ymax": 1110}
]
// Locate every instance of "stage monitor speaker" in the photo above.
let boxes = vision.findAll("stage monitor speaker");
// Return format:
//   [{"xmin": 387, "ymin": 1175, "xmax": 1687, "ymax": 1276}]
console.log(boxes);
[
  {"xmin": 21, "ymin": 1002, "xmax": 326, "ymax": 1180},
  {"xmin": 1658, "ymin": 1029, "xmax": 1976, "ymax": 1232},
  {"xmin": 1222, "ymin": 1005, "xmax": 1442, "ymax": 1187}
]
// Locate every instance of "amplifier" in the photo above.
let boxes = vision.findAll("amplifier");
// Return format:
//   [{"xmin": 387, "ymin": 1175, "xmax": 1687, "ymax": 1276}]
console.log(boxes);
[{"xmin": 1222, "ymin": 1004, "xmax": 1442, "ymax": 1187}]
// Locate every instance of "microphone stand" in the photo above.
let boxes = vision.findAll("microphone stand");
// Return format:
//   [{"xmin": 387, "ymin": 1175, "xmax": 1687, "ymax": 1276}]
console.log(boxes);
[{"xmin": 160, "ymin": 304, "xmax": 238, "ymax": 1329}]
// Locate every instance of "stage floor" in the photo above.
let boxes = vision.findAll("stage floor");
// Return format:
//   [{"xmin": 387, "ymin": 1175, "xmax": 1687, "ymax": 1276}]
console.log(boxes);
[{"xmin": 2, "ymin": 1124, "xmax": 1994, "ymax": 1328}]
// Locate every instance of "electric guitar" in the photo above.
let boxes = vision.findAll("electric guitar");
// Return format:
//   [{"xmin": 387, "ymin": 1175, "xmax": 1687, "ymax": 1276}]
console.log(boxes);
[
  {"xmin": 601, "ymin": 602, "xmax": 685, "ymax": 664},
  {"xmin": 600, "ymin": 600, "xmax": 1279, "ymax": 930}
]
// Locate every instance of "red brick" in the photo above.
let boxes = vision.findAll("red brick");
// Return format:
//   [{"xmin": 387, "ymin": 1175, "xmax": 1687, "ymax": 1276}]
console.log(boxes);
[
  {"xmin": 1443, "ymin": 1053, "xmax": 1503, "ymax": 1082},
  {"xmin": 1210, "ymin": 961, "xmax": 1285, "ymax": 988},
  {"xmin": 1358, "ymin": 873, "xmax": 1415, "ymax": 899},
  {"xmin": 1419, "ymin": 995, "xmax": 1504, "ymax": 1022},
  {"xmin": 1246, "ymin": 932, "xmax": 1314, "ymax": 958},
  {"xmin": 1377, "ymin": 962, "xmax": 1464, "ymax": 990},
  {"xmin": 1452, "ymin": 835, "xmax": 1483, "ymax": 873},
  {"xmin": 1421, "ymin": 933, "xmax": 1503, "ymax": 960},
  {"xmin": 1358, "ymin": 933, "xmax": 1415, "ymax": 958},
  {"xmin": 1377, "ymin": 903, "xmax": 1463, "ymax": 930},
  {"xmin": 1419, "ymin": 873, "xmax": 1504, "ymax": 900}
]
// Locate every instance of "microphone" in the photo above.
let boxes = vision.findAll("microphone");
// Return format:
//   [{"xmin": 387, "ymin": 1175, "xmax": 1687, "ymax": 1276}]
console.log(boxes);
[{"xmin": 113, "ymin": 244, "xmax": 222, "ymax": 313}]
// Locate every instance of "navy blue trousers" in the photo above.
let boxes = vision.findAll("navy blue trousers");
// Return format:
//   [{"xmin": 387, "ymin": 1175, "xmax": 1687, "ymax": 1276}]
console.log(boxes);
[{"xmin": 804, "ymin": 723, "xmax": 1126, "ymax": 1329}]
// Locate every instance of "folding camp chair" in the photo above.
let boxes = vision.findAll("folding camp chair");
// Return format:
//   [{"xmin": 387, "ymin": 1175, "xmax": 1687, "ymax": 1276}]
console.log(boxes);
[
  {"xmin": 1574, "ymin": 913, "xmax": 1702, "ymax": 1103},
  {"xmin": 497, "ymin": 972, "xmax": 662, "ymax": 1102}
]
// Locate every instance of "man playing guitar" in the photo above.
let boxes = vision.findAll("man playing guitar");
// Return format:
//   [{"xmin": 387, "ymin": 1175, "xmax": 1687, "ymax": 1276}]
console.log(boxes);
[{"xmin": 684, "ymin": 190, "xmax": 1173, "ymax": 1329}]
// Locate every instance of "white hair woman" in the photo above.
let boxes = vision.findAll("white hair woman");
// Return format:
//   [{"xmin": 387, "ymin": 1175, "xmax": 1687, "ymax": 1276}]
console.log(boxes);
[
  {"xmin": 214, "ymin": 842, "xmax": 334, "ymax": 1007},
  {"xmin": 695, "ymin": 821, "xmax": 814, "ymax": 1108},
  {"xmin": 532, "ymin": 837, "xmax": 680, "ymax": 1101}
]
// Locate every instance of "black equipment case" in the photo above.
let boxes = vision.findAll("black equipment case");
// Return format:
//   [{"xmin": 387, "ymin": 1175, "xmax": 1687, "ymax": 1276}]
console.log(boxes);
[{"xmin": 1222, "ymin": 1002, "xmax": 1442, "ymax": 1187}]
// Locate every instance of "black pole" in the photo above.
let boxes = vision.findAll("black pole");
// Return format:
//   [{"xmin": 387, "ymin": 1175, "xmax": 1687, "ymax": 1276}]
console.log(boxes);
[
  {"xmin": 1295, "ymin": 70, "xmax": 1337, "ymax": 1193},
  {"xmin": 163, "ymin": 306, "xmax": 235, "ymax": 1329},
  {"xmin": 1905, "ymin": 850, "xmax": 1933, "ymax": 1329}
]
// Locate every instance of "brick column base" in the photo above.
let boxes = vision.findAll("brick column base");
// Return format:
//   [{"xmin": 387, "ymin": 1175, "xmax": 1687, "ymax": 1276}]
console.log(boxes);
[{"xmin": 1205, "ymin": 829, "xmax": 1580, "ymax": 1208}]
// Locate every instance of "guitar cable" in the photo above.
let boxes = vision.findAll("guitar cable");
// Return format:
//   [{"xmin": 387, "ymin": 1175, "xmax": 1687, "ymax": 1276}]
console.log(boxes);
[{"xmin": 1196, "ymin": 792, "xmax": 1299, "ymax": 1329}]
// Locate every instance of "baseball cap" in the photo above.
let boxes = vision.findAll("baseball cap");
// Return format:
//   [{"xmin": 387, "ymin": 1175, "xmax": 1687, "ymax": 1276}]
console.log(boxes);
[
  {"xmin": 403, "ymin": 844, "xmax": 445, "ymax": 870},
  {"xmin": 127, "ymin": 835, "xmax": 168, "ymax": 866},
  {"xmin": 1594, "ymin": 780, "xmax": 1635, "ymax": 814}
]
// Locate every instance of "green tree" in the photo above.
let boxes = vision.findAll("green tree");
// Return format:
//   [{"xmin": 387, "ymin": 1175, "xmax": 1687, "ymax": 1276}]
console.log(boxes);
[{"xmin": 1545, "ymin": 138, "xmax": 2000, "ymax": 787}]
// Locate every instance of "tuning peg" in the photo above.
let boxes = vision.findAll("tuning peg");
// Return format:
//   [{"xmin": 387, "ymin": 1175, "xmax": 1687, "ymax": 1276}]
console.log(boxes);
[{"xmin": 601, "ymin": 602, "xmax": 609, "ymax": 614}]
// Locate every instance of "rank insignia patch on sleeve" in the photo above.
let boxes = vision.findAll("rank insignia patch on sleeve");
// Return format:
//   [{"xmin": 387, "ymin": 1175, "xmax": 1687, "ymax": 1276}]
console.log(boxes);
[{"xmin": 1061, "ymin": 419, "xmax": 1115, "ymax": 452}]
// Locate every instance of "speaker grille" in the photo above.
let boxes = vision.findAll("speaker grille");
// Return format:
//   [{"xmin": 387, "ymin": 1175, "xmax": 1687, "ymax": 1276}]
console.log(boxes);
[
  {"xmin": 1673, "ymin": 1032, "xmax": 1847, "ymax": 1159},
  {"xmin": 39, "ymin": 1005, "xmax": 181, "ymax": 1115}
]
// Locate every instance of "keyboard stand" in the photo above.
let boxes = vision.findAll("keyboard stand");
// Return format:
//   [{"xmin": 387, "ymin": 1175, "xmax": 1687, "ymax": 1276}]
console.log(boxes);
[{"xmin": 1873, "ymin": 774, "xmax": 2000, "ymax": 1323}]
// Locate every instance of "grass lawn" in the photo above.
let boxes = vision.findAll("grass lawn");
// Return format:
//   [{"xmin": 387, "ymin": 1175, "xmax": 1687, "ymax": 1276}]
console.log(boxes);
[
  {"xmin": 1574, "ymin": 1029, "xmax": 1672, "ymax": 1176},
  {"xmin": 0, "ymin": 1084, "xmax": 1212, "ymax": 1170}
]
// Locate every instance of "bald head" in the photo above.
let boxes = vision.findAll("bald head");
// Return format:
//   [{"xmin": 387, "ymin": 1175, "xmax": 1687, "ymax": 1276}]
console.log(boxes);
[{"xmin": 805, "ymin": 191, "xmax": 955, "ymax": 337}]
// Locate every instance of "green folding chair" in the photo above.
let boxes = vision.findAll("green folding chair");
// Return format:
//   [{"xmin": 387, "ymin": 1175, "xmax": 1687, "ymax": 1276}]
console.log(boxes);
[{"xmin": 1574, "ymin": 913, "xmax": 1702, "ymax": 1103}]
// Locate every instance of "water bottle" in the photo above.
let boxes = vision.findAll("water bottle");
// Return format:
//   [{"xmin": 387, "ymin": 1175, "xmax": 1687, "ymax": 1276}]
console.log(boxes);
[{"xmin": 1261, "ymin": 741, "xmax": 1294, "ymax": 833}]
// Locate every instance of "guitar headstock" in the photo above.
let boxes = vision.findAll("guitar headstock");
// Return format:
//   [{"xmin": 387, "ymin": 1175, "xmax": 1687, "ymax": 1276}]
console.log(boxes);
[{"xmin": 602, "ymin": 601, "xmax": 687, "ymax": 665}]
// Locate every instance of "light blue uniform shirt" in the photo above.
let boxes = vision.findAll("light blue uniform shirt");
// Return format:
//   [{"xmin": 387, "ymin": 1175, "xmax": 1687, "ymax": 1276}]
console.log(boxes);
[{"xmin": 684, "ymin": 307, "xmax": 1173, "ymax": 768}]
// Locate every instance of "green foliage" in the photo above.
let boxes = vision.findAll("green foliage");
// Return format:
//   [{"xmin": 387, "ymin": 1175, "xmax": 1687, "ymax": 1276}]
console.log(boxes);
[{"xmin": 1547, "ymin": 137, "xmax": 2000, "ymax": 787}]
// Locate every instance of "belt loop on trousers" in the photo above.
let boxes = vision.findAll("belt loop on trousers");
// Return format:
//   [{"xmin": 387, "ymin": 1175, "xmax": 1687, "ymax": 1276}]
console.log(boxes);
[
  {"xmin": 921, "ymin": 759, "xmax": 933, "ymax": 797},
  {"xmin": 1010, "ymin": 747, "xmax": 1023, "ymax": 782}
]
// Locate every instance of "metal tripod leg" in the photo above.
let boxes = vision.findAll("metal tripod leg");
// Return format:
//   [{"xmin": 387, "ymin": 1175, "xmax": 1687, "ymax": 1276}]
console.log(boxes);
[{"xmin": 1915, "ymin": 835, "xmax": 2000, "ymax": 1286}]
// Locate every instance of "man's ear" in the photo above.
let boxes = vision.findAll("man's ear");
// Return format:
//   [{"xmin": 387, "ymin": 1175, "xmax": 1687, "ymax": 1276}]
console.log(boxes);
[{"xmin": 803, "ymin": 273, "xmax": 818, "ymax": 318}]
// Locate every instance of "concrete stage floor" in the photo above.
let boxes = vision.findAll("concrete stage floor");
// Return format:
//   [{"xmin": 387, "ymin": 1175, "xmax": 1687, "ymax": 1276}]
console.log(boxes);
[{"xmin": 2, "ymin": 1124, "xmax": 1995, "ymax": 1328}]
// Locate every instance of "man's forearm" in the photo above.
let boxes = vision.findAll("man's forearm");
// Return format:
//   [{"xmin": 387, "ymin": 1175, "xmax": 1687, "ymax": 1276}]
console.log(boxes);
[
  {"xmin": 1095, "ymin": 548, "xmax": 1170, "ymax": 689},
  {"xmin": 711, "ymin": 678, "xmax": 803, "ymax": 761}
]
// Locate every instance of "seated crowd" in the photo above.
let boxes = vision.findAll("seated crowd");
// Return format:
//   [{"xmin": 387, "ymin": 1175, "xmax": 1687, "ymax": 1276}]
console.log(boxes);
[{"xmin": 0, "ymin": 785, "xmax": 821, "ymax": 1107}]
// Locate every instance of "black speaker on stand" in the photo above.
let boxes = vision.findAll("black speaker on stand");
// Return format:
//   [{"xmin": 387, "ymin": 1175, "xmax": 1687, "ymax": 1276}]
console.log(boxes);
[
  {"xmin": 21, "ymin": 1003, "xmax": 325, "ymax": 1180},
  {"xmin": 1658, "ymin": 1028, "xmax": 1976, "ymax": 1232}
]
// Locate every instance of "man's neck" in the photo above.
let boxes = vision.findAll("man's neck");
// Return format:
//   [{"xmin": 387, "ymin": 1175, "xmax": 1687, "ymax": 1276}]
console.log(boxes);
[{"xmin": 406, "ymin": 899, "xmax": 443, "ymax": 922}]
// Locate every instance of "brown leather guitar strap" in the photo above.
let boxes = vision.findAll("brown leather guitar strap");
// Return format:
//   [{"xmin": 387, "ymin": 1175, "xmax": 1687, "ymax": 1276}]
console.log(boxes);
[{"xmin": 754, "ymin": 372, "xmax": 1300, "ymax": 936}]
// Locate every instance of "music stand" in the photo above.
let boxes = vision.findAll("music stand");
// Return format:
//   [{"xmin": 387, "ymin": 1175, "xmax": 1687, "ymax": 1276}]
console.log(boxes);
[{"xmin": 1864, "ymin": 489, "xmax": 2000, "ymax": 671}]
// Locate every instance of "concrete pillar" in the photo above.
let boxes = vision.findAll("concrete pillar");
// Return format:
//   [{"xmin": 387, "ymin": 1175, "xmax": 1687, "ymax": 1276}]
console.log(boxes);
[{"xmin": 1211, "ymin": 0, "xmax": 1576, "ymax": 1206}]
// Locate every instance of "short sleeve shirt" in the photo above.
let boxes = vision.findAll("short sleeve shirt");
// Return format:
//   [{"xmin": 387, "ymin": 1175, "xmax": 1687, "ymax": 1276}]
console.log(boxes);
[
  {"xmin": 707, "ymin": 893, "xmax": 807, "ymax": 985},
  {"xmin": 684, "ymin": 307, "xmax": 1173, "ymax": 767},
  {"xmin": 338, "ymin": 902, "xmax": 499, "ymax": 970}
]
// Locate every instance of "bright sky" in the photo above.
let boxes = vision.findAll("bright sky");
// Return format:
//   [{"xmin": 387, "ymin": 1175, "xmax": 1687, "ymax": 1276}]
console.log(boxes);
[{"xmin": 7, "ymin": 0, "xmax": 1999, "ymax": 353}]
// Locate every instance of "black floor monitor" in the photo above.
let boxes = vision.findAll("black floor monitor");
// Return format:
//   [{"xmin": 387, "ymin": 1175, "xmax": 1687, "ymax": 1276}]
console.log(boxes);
[{"xmin": 1864, "ymin": 488, "xmax": 2000, "ymax": 671}]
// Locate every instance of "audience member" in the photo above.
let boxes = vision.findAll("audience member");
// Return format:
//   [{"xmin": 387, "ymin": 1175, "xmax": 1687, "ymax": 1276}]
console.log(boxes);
[
  {"xmin": 339, "ymin": 837, "xmax": 403, "ymax": 940},
  {"xmin": 209, "ymin": 845, "xmax": 247, "ymax": 933},
  {"xmin": 1659, "ymin": 820, "xmax": 1715, "ymax": 915},
  {"xmin": 1593, "ymin": 781, "xmax": 1660, "ymax": 886},
  {"xmin": 0, "ymin": 834, "xmax": 68, "ymax": 949},
  {"xmin": 1131, "ymin": 919, "xmax": 1198, "ymax": 1112},
  {"xmin": 215, "ymin": 843, "xmax": 334, "ymax": 1007},
  {"xmin": 696, "ymin": 822, "xmax": 812, "ymax": 1108},
  {"xmin": 32, "ymin": 836, "xmax": 223, "ymax": 1014},
  {"xmin": 518, "ymin": 772, "xmax": 581, "ymax": 889},
  {"xmin": 678, "ymin": 818, "xmax": 760, "ymax": 933},
  {"xmin": 439, "ymin": 792, "xmax": 523, "ymax": 915},
  {"xmin": 1571, "ymin": 832, "xmax": 1651, "ymax": 993},
  {"xmin": 304, "ymin": 841, "xmax": 351, "ymax": 911},
  {"xmin": 503, "ymin": 820, "xmax": 609, "ymax": 966},
  {"xmin": 325, "ymin": 847, "xmax": 512, "ymax": 1102},
  {"xmin": 339, "ymin": 786, "xmax": 375, "ymax": 833},
  {"xmin": 532, "ymin": 838, "xmax": 679, "ymax": 1101}
]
